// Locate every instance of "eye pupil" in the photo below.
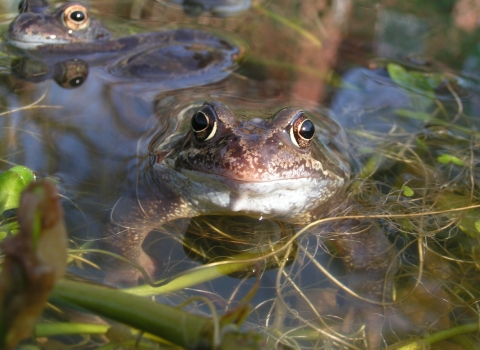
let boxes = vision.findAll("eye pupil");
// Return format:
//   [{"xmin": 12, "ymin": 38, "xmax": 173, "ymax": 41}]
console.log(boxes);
[
  {"xmin": 191, "ymin": 112, "xmax": 209, "ymax": 132},
  {"xmin": 191, "ymin": 105, "xmax": 218, "ymax": 141},
  {"xmin": 289, "ymin": 112, "xmax": 315, "ymax": 148},
  {"xmin": 299, "ymin": 120, "xmax": 314, "ymax": 140},
  {"xmin": 70, "ymin": 10, "xmax": 85, "ymax": 22},
  {"xmin": 69, "ymin": 77, "xmax": 84, "ymax": 87}
]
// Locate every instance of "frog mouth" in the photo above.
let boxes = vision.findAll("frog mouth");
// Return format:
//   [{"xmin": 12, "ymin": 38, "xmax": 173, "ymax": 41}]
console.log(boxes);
[
  {"xmin": 6, "ymin": 34, "xmax": 72, "ymax": 49},
  {"xmin": 182, "ymin": 168, "xmax": 344, "ymax": 216},
  {"xmin": 155, "ymin": 162, "xmax": 344, "ymax": 217}
]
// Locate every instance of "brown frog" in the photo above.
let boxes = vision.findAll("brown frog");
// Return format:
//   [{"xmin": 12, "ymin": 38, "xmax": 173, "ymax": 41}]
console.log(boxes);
[
  {"xmin": 105, "ymin": 100, "xmax": 397, "ymax": 349},
  {"xmin": 5, "ymin": 0, "xmax": 242, "ymax": 85},
  {"xmin": 7, "ymin": 0, "xmax": 112, "ymax": 48}
]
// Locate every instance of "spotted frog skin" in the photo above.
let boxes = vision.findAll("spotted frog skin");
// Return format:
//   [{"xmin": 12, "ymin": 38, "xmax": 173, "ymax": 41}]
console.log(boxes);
[{"xmin": 105, "ymin": 100, "xmax": 396, "ymax": 348}]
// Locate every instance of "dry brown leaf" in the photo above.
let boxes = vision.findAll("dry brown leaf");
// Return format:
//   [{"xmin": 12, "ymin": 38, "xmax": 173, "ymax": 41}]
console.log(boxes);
[{"xmin": 0, "ymin": 180, "xmax": 67, "ymax": 349}]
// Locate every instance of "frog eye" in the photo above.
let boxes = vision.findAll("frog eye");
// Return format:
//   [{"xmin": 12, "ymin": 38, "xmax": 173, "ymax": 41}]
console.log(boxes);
[
  {"xmin": 191, "ymin": 105, "xmax": 217, "ymax": 141},
  {"xmin": 63, "ymin": 4, "xmax": 90, "ymax": 31},
  {"xmin": 289, "ymin": 112, "xmax": 315, "ymax": 148},
  {"xmin": 54, "ymin": 59, "xmax": 88, "ymax": 89}
]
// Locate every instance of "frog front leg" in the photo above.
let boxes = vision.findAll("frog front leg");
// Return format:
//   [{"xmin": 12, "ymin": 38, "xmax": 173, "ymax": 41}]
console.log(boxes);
[
  {"xmin": 332, "ymin": 219, "xmax": 398, "ymax": 349},
  {"xmin": 100, "ymin": 194, "xmax": 196, "ymax": 286}
]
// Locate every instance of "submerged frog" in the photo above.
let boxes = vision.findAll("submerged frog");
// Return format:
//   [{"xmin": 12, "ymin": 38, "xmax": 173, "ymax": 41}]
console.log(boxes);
[
  {"xmin": 7, "ymin": 0, "xmax": 112, "ymax": 48},
  {"xmin": 5, "ymin": 0, "xmax": 241, "ymax": 84},
  {"xmin": 104, "ymin": 100, "xmax": 397, "ymax": 348}
]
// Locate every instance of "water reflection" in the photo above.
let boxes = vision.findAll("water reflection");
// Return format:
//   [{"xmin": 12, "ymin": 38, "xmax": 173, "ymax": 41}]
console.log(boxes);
[
  {"xmin": 6, "ymin": 35, "xmax": 241, "ymax": 98},
  {"xmin": 11, "ymin": 57, "xmax": 89, "ymax": 88}
]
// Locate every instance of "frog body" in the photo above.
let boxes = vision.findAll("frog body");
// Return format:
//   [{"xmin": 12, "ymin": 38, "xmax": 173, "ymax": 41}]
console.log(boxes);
[
  {"xmin": 5, "ymin": 0, "xmax": 242, "ymax": 86},
  {"xmin": 103, "ymin": 100, "xmax": 397, "ymax": 348}
]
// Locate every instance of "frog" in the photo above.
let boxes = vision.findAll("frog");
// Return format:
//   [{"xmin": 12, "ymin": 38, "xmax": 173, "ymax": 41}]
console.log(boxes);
[
  {"xmin": 103, "ymin": 100, "xmax": 398, "ymax": 349},
  {"xmin": 7, "ymin": 0, "xmax": 112, "ymax": 48},
  {"xmin": 5, "ymin": 0, "xmax": 242, "ymax": 85}
]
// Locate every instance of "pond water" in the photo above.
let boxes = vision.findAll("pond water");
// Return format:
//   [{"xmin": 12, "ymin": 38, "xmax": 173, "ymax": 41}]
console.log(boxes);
[{"xmin": 1, "ymin": 0, "xmax": 480, "ymax": 349}]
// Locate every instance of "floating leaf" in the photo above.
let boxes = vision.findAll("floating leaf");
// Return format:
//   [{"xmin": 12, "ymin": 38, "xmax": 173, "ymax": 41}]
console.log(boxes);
[
  {"xmin": 437, "ymin": 154, "xmax": 465, "ymax": 166},
  {"xmin": 402, "ymin": 185, "xmax": 414, "ymax": 197}
]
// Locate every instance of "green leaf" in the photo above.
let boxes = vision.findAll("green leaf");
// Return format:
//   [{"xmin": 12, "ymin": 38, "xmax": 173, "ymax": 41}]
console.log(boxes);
[
  {"xmin": 0, "ymin": 171, "xmax": 26, "ymax": 213},
  {"xmin": 474, "ymin": 220, "xmax": 480, "ymax": 233},
  {"xmin": 387, "ymin": 63, "xmax": 437, "ymax": 111},
  {"xmin": 402, "ymin": 185, "xmax": 414, "ymax": 197},
  {"xmin": 0, "ymin": 221, "xmax": 19, "ymax": 242},
  {"xmin": 9, "ymin": 166, "xmax": 35, "ymax": 186},
  {"xmin": 437, "ymin": 154, "xmax": 465, "ymax": 166},
  {"xmin": 387, "ymin": 63, "xmax": 409, "ymax": 85},
  {"xmin": 0, "ymin": 166, "xmax": 35, "ymax": 214},
  {"xmin": 359, "ymin": 153, "xmax": 384, "ymax": 178}
]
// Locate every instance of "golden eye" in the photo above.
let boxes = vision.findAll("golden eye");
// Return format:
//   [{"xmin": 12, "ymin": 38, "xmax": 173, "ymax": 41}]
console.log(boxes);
[
  {"xmin": 63, "ymin": 4, "xmax": 90, "ymax": 31},
  {"xmin": 191, "ymin": 104, "xmax": 218, "ymax": 142},
  {"xmin": 289, "ymin": 112, "xmax": 315, "ymax": 149}
]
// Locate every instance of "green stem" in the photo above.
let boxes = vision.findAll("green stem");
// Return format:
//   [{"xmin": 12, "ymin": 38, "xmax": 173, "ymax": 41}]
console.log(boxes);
[
  {"xmin": 396, "ymin": 323, "xmax": 479, "ymax": 350},
  {"xmin": 124, "ymin": 258, "xmax": 252, "ymax": 296},
  {"xmin": 452, "ymin": 334, "xmax": 480, "ymax": 350},
  {"xmin": 424, "ymin": 324, "xmax": 480, "ymax": 345},
  {"xmin": 124, "ymin": 246, "xmax": 281, "ymax": 296},
  {"xmin": 50, "ymin": 279, "xmax": 212, "ymax": 349},
  {"xmin": 35, "ymin": 323, "xmax": 109, "ymax": 337}
]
